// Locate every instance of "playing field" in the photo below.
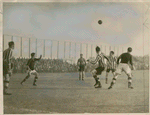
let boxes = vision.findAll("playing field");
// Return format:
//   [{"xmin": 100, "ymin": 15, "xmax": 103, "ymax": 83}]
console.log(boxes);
[{"xmin": 4, "ymin": 70, "xmax": 149, "ymax": 113}]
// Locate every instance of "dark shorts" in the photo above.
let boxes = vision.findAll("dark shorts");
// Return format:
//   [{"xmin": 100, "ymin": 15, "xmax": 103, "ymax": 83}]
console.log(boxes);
[
  {"xmin": 106, "ymin": 69, "xmax": 116, "ymax": 73},
  {"xmin": 3, "ymin": 61, "xmax": 9, "ymax": 75},
  {"xmin": 96, "ymin": 67, "xmax": 105, "ymax": 75},
  {"xmin": 79, "ymin": 65, "xmax": 85, "ymax": 72},
  {"xmin": 3, "ymin": 61, "xmax": 13, "ymax": 75}
]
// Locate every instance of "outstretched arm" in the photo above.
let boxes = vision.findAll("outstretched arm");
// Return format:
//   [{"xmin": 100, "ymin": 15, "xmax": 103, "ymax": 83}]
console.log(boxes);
[
  {"xmin": 35, "ymin": 55, "xmax": 42, "ymax": 61},
  {"xmin": 102, "ymin": 53, "xmax": 111, "ymax": 65},
  {"xmin": 89, "ymin": 56, "xmax": 99, "ymax": 65}
]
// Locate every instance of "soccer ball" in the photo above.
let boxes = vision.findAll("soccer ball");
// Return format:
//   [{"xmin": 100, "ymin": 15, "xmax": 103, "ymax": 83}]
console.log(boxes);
[{"xmin": 98, "ymin": 20, "xmax": 102, "ymax": 24}]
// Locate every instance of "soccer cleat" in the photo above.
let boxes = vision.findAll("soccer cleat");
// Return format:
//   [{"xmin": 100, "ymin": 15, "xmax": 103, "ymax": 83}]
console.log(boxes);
[
  {"xmin": 95, "ymin": 85, "xmax": 102, "ymax": 88},
  {"xmin": 20, "ymin": 82, "xmax": 23, "ymax": 85},
  {"xmin": 33, "ymin": 84, "xmax": 37, "ymax": 86},
  {"xmin": 94, "ymin": 82, "xmax": 99, "ymax": 86},
  {"xmin": 108, "ymin": 86, "xmax": 112, "ymax": 89},
  {"xmin": 4, "ymin": 92, "xmax": 12, "ymax": 95},
  {"xmin": 128, "ymin": 86, "xmax": 134, "ymax": 89}
]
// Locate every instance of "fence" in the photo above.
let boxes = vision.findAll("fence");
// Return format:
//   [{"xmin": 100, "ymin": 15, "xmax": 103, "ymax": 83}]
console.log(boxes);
[{"xmin": 3, "ymin": 34, "xmax": 128, "ymax": 62}]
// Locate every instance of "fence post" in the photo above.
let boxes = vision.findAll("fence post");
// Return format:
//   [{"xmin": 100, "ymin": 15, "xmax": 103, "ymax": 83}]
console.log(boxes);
[
  {"xmin": 122, "ymin": 47, "xmax": 124, "ymax": 53},
  {"xmin": 86, "ymin": 44, "xmax": 88, "ymax": 59},
  {"xmin": 105, "ymin": 45, "xmax": 106, "ymax": 54},
  {"xmin": 114, "ymin": 46, "xmax": 115, "ymax": 53},
  {"xmin": 109, "ymin": 46, "xmax": 111, "ymax": 52},
  {"xmin": 80, "ymin": 43, "xmax": 82, "ymax": 54},
  {"xmin": 64, "ymin": 41, "xmax": 66, "ymax": 58},
  {"xmin": 75, "ymin": 42, "xmax": 76, "ymax": 61},
  {"xmin": 29, "ymin": 38, "xmax": 30, "ymax": 58},
  {"xmin": 69, "ymin": 42, "xmax": 71, "ymax": 58},
  {"xmin": 117, "ymin": 46, "xmax": 119, "ymax": 56},
  {"xmin": 36, "ymin": 39, "xmax": 37, "ymax": 57},
  {"xmin": 20, "ymin": 37, "xmax": 22, "ymax": 57},
  {"xmin": 11, "ymin": 36, "xmax": 13, "ymax": 41},
  {"xmin": 51, "ymin": 40, "xmax": 53, "ymax": 59},
  {"xmin": 57, "ymin": 41, "xmax": 59, "ymax": 59},
  {"xmin": 43, "ymin": 40, "xmax": 45, "ymax": 57},
  {"xmin": 3, "ymin": 34, "xmax": 4, "ymax": 51},
  {"xmin": 91, "ymin": 44, "xmax": 93, "ymax": 57}
]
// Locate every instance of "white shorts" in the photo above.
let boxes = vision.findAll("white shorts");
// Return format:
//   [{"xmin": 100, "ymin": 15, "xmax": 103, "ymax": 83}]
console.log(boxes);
[
  {"xmin": 115, "ymin": 63, "xmax": 131, "ymax": 75},
  {"xmin": 27, "ymin": 70, "xmax": 38, "ymax": 76}
]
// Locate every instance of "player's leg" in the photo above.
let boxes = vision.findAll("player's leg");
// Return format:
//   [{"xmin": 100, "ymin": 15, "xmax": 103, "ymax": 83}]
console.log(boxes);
[
  {"xmin": 95, "ymin": 67, "xmax": 105, "ymax": 88},
  {"xmin": 108, "ymin": 73, "xmax": 119, "ymax": 89},
  {"xmin": 79, "ymin": 66, "xmax": 81, "ymax": 80},
  {"xmin": 112, "ymin": 69, "xmax": 116, "ymax": 78},
  {"xmin": 3, "ymin": 74, "xmax": 11, "ymax": 95},
  {"xmin": 92, "ymin": 67, "xmax": 104, "ymax": 88},
  {"xmin": 3, "ymin": 63, "xmax": 11, "ymax": 95},
  {"xmin": 82, "ymin": 71, "xmax": 85, "ymax": 81},
  {"xmin": 105, "ymin": 69, "xmax": 110, "ymax": 84},
  {"xmin": 21, "ymin": 71, "xmax": 30, "ymax": 85},
  {"xmin": 91, "ymin": 69, "xmax": 100, "ymax": 87},
  {"xmin": 123, "ymin": 65, "xmax": 133, "ymax": 89},
  {"xmin": 79, "ymin": 72, "xmax": 81, "ymax": 80},
  {"xmin": 108, "ymin": 66, "xmax": 122, "ymax": 89},
  {"xmin": 82, "ymin": 66, "xmax": 85, "ymax": 80},
  {"xmin": 33, "ymin": 70, "xmax": 38, "ymax": 86}
]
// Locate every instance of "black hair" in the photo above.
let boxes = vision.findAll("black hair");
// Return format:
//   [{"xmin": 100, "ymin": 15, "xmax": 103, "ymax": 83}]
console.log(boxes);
[
  {"xmin": 110, "ymin": 51, "xmax": 114, "ymax": 54},
  {"xmin": 127, "ymin": 47, "xmax": 132, "ymax": 52},
  {"xmin": 96, "ymin": 46, "xmax": 100, "ymax": 52},
  {"xmin": 31, "ymin": 53, "xmax": 35, "ymax": 57},
  {"xmin": 8, "ymin": 41, "xmax": 14, "ymax": 48}
]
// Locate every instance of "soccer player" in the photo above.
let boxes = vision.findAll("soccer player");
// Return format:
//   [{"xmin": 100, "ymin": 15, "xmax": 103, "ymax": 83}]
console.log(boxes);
[
  {"xmin": 3, "ymin": 41, "xmax": 15, "ymax": 95},
  {"xmin": 108, "ymin": 47, "xmax": 135, "ymax": 89},
  {"xmin": 105, "ymin": 51, "xmax": 117, "ymax": 84},
  {"xmin": 87, "ymin": 46, "xmax": 111, "ymax": 88},
  {"xmin": 21, "ymin": 53, "xmax": 42, "ymax": 86},
  {"xmin": 77, "ymin": 54, "xmax": 86, "ymax": 80}
]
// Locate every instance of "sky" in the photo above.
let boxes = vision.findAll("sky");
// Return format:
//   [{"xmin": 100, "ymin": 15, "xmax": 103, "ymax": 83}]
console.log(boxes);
[{"xmin": 3, "ymin": 2, "xmax": 149, "ymax": 59}]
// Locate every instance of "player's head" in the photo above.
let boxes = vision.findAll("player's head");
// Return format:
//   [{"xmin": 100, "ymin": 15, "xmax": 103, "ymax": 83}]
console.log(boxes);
[
  {"xmin": 96, "ymin": 46, "xmax": 100, "ymax": 53},
  {"xmin": 31, "ymin": 53, "xmax": 35, "ymax": 58},
  {"xmin": 110, "ymin": 51, "xmax": 114, "ymax": 56},
  {"xmin": 127, "ymin": 47, "xmax": 132, "ymax": 53},
  {"xmin": 80, "ymin": 54, "xmax": 83, "ymax": 58},
  {"xmin": 8, "ymin": 41, "xmax": 14, "ymax": 49}
]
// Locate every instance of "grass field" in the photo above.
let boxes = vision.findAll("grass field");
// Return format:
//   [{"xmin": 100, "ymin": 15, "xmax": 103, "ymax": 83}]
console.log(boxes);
[{"xmin": 4, "ymin": 70, "xmax": 149, "ymax": 113}]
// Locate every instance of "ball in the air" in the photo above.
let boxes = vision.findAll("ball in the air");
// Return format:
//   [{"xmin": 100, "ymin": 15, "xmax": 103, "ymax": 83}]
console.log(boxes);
[{"xmin": 98, "ymin": 20, "xmax": 102, "ymax": 24}]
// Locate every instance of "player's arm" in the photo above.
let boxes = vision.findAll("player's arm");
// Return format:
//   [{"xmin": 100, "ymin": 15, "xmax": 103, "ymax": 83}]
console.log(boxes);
[
  {"xmin": 114, "ymin": 56, "xmax": 117, "ymax": 63},
  {"xmin": 26, "ymin": 60, "xmax": 31, "ymax": 70},
  {"xmin": 89, "ymin": 56, "xmax": 99, "ymax": 65},
  {"xmin": 103, "ymin": 53, "xmax": 111, "ymax": 65},
  {"xmin": 117, "ymin": 55, "xmax": 122, "ymax": 65},
  {"xmin": 35, "ymin": 55, "xmax": 42, "ymax": 61}
]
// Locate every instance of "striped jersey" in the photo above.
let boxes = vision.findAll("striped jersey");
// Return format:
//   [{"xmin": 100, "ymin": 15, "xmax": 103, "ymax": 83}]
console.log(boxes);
[
  {"xmin": 91, "ymin": 52, "xmax": 109, "ymax": 67},
  {"xmin": 3, "ymin": 48, "xmax": 13, "ymax": 69},
  {"xmin": 107, "ymin": 56, "xmax": 117, "ymax": 69}
]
